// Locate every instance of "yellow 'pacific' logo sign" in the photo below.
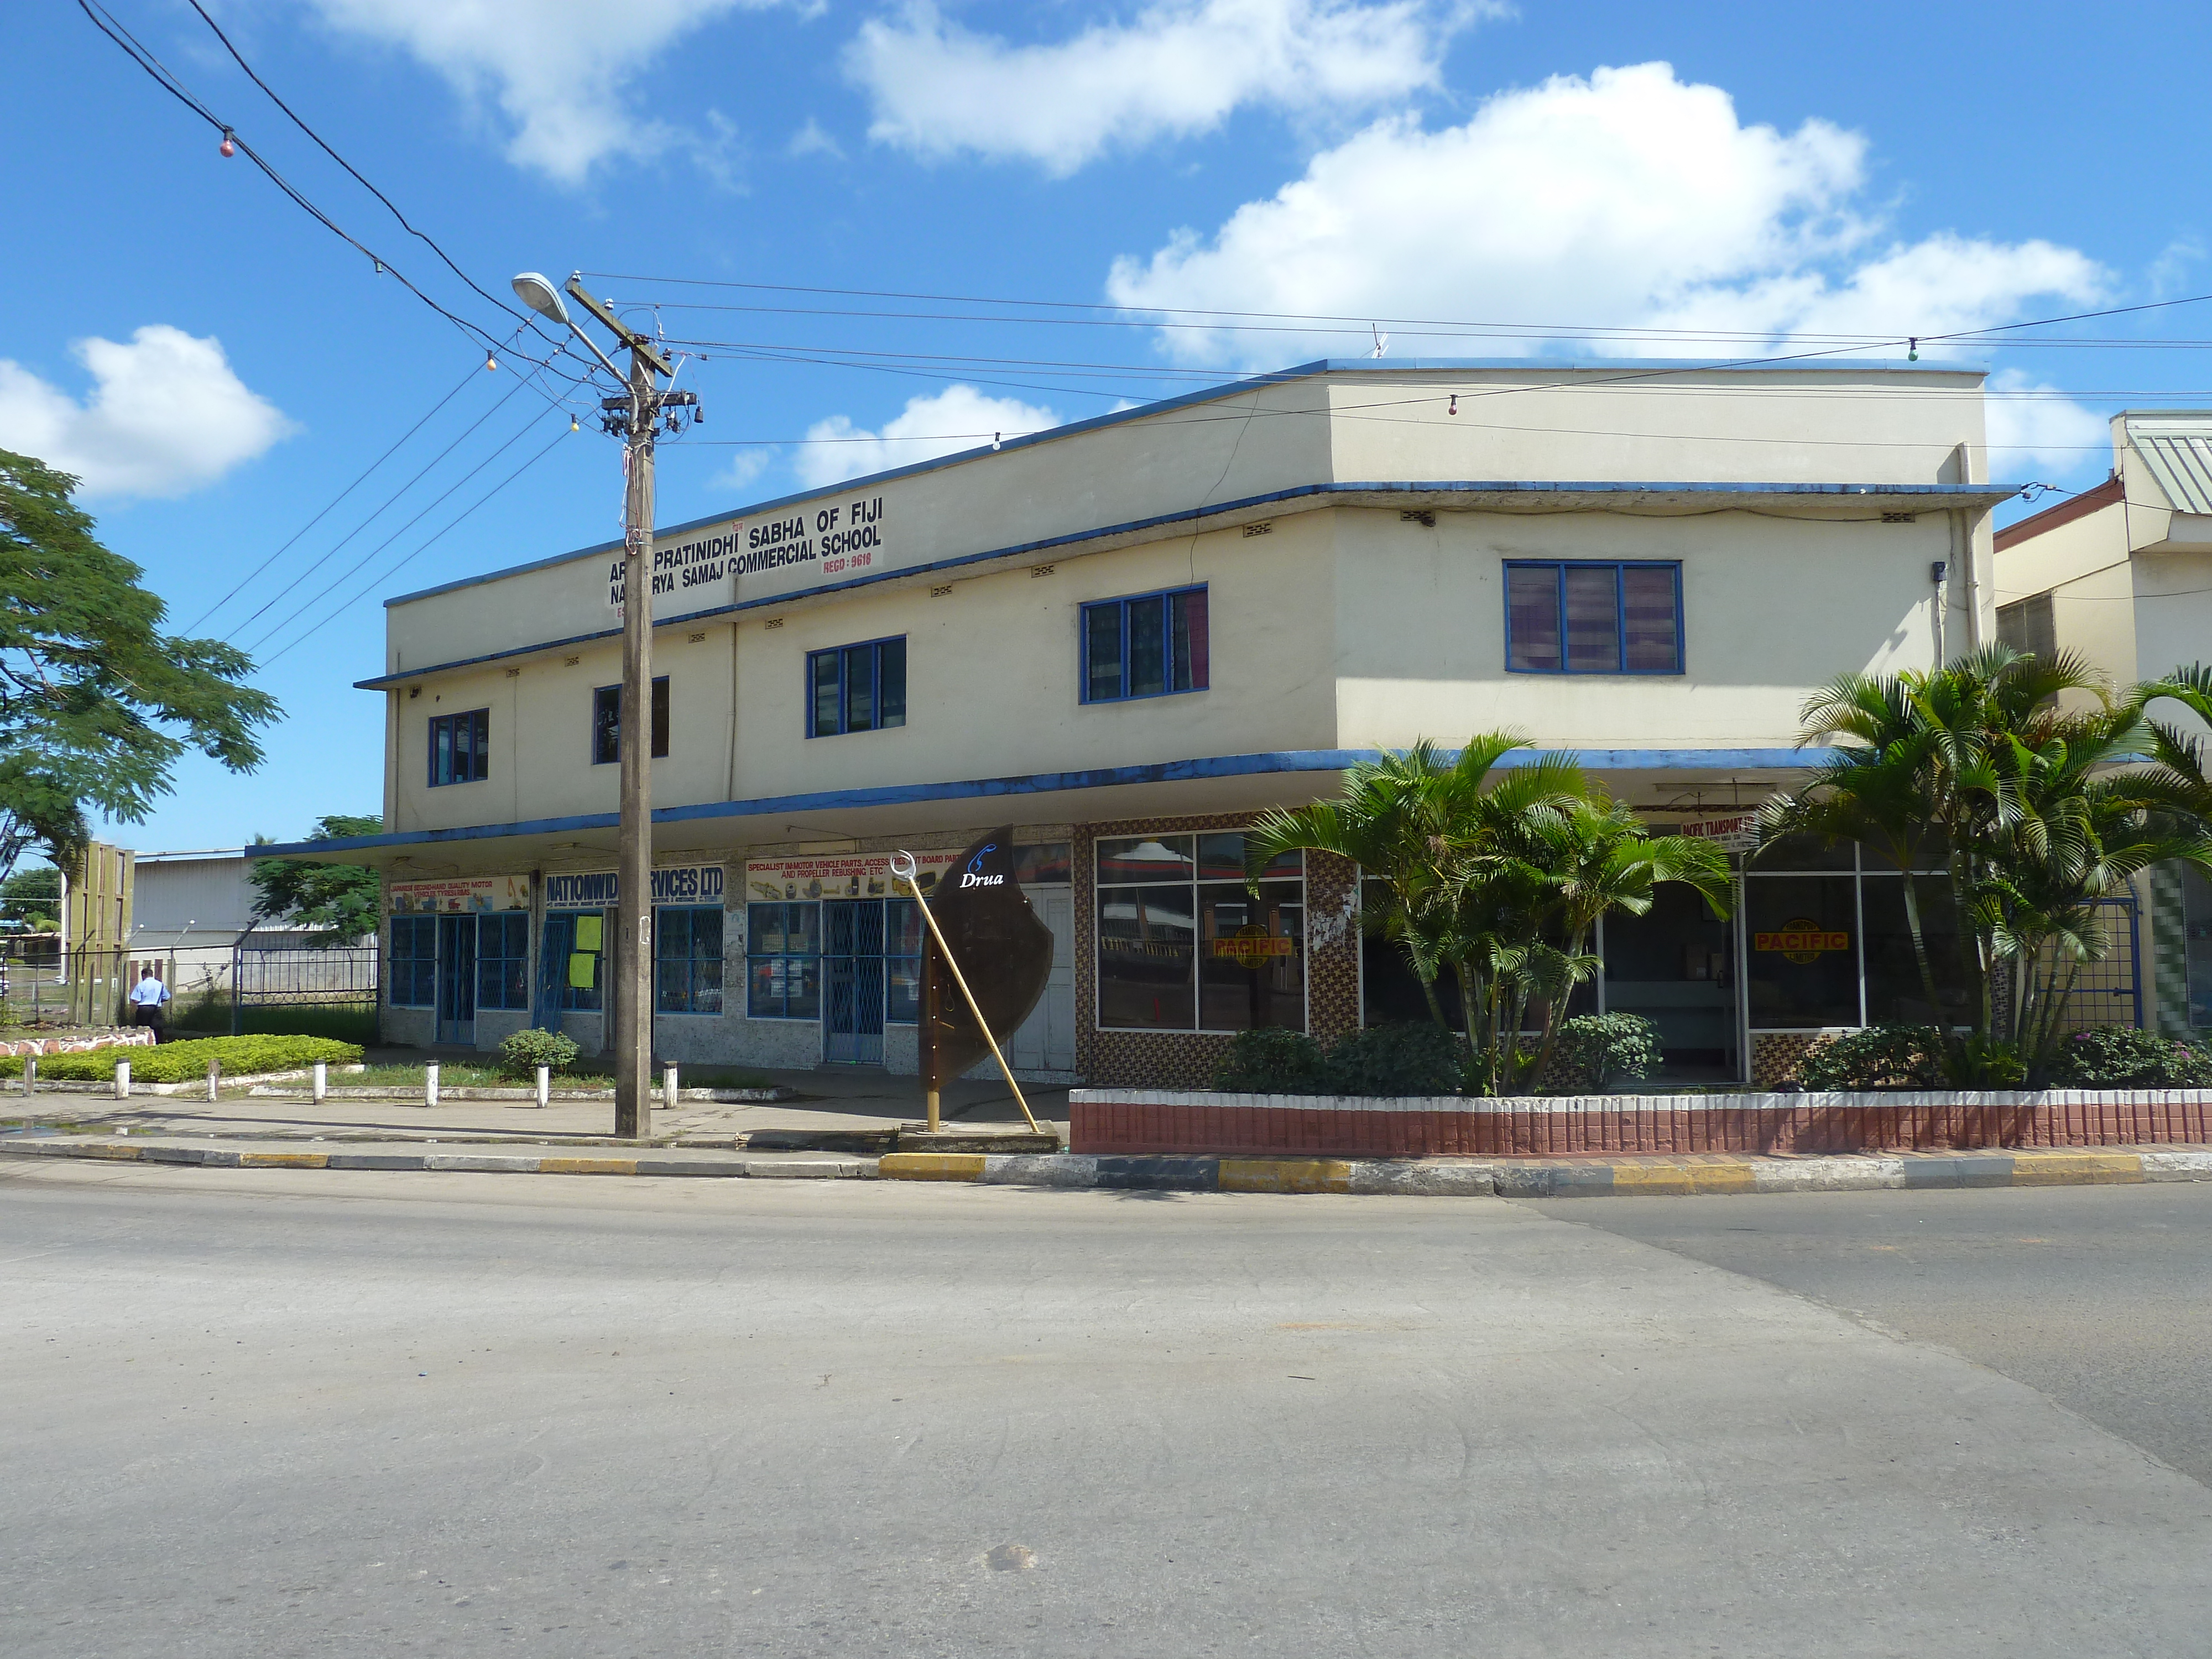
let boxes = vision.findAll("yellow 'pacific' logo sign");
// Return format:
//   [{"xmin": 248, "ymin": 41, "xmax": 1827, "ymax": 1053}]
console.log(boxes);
[{"xmin": 1754, "ymin": 916, "xmax": 1850, "ymax": 965}]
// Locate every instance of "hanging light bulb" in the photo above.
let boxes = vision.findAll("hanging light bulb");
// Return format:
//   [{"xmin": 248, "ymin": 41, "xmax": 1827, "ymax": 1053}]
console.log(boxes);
[
  {"xmin": 569, "ymin": 412, "xmax": 580, "ymax": 432},
  {"xmin": 484, "ymin": 351, "xmax": 498, "ymax": 372},
  {"xmin": 1907, "ymin": 337, "xmax": 1919, "ymax": 362},
  {"xmin": 1447, "ymin": 395, "xmax": 1458, "ymax": 415},
  {"xmin": 992, "ymin": 431, "xmax": 1003, "ymax": 451},
  {"xmin": 218, "ymin": 130, "xmax": 236, "ymax": 158}
]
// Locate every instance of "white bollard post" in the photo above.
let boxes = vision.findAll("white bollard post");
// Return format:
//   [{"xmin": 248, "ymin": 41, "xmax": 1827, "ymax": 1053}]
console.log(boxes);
[
  {"xmin": 425, "ymin": 1061, "xmax": 440, "ymax": 1108},
  {"xmin": 206, "ymin": 1059, "xmax": 219, "ymax": 1103},
  {"xmin": 662, "ymin": 1062, "xmax": 678, "ymax": 1114},
  {"xmin": 534, "ymin": 1065, "xmax": 550, "ymax": 1109},
  {"xmin": 312, "ymin": 1061, "xmax": 326, "ymax": 1103},
  {"xmin": 115, "ymin": 1060, "xmax": 131, "ymax": 1100}
]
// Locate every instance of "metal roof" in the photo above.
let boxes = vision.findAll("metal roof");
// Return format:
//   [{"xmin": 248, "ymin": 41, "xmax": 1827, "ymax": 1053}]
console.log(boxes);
[{"xmin": 2126, "ymin": 415, "xmax": 2212, "ymax": 515}]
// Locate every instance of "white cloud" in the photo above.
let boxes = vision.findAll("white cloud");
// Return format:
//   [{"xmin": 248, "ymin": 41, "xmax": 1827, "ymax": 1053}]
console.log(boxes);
[
  {"xmin": 301, "ymin": 0, "xmax": 786, "ymax": 184},
  {"xmin": 794, "ymin": 387, "xmax": 1061, "ymax": 489},
  {"xmin": 1107, "ymin": 63, "xmax": 2106, "ymax": 365},
  {"xmin": 0, "ymin": 326, "xmax": 293, "ymax": 499},
  {"xmin": 1984, "ymin": 369, "xmax": 2108, "ymax": 482},
  {"xmin": 788, "ymin": 117, "xmax": 844, "ymax": 160},
  {"xmin": 711, "ymin": 447, "xmax": 773, "ymax": 493},
  {"xmin": 847, "ymin": 0, "xmax": 1486, "ymax": 175}
]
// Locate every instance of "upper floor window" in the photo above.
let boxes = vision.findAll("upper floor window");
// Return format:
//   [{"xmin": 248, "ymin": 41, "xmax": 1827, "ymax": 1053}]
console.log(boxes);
[
  {"xmin": 807, "ymin": 637, "xmax": 906, "ymax": 738},
  {"xmin": 1083, "ymin": 586, "xmax": 1208, "ymax": 703},
  {"xmin": 1505, "ymin": 561, "xmax": 1682, "ymax": 675},
  {"xmin": 428, "ymin": 709, "xmax": 489, "ymax": 786},
  {"xmin": 592, "ymin": 676, "xmax": 670, "ymax": 764}
]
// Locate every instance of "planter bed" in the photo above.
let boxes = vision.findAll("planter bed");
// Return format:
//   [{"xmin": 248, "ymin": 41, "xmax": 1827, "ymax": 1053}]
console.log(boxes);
[{"xmin": 1069, "ymin": 1087, "xmax": 2212, "ymax": 1159}]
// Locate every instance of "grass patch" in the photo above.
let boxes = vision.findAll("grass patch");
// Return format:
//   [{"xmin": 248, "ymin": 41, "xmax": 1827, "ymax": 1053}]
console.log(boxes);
[{"xmin": 0, "ymin": 1034, "xmax": 362, "ymax": 1084}]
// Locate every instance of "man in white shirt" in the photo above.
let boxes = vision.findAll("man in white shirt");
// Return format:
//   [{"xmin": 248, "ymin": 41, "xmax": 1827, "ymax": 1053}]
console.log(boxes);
[{"xmin": 128, "ymin": 967, "xmax": 170, "ymax": 1040}]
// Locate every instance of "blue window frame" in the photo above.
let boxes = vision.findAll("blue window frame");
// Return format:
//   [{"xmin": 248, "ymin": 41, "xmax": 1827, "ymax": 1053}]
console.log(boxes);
[
  {"xmin": 474, "ymin": 912, "xmax": 530, "ymax": 1011},
  {"xmin": 656, "ymin": 906, "xmax": 725, "ymax": 1015},
  {"xmin": 428, "ymin": 708, "xmax": 490, "ymax": 785},
  {"xmin": 806, "ymin": 638, "xmax": 906, "ymax": 737},
  {"xmin": 542, "ymin": 912, "xmax": 602, "ymax": 1011},
  {"xmin": 886, "ymin": 898, "xmax": 923, "ymax": 1024},
  {"xmin": 1082, "ymin": 586, "xmax": 1208, "ymax": 703},
  {"xmin": 1505, "ymin": 561, "xmax": 1682, "ymax": 675},
  {"xmin": 747, "ymin": 902, "xmax": 821, "ymax": 1018},
  {"xmin": 389, "ymin": 915, "xmax": 437, "ymax": 1007}
]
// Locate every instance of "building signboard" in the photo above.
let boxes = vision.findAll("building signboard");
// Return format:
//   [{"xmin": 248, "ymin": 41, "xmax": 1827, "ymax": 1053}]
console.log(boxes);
[
  {"xmin": 1678, "ymin": 813, "xmax": 1759, "ymax": 852},
  {"xmin": 743, "ymin": 851, "xmax": 959, "ymax": 902},
  {"xmin": 389, "ymin": 875, "xmax": 530, "ymax": 915},
  {"xmin": 544, "ymin": 865, "xmax": 726, "ymax": 911},
  {"xmin": 609, "ymin": 493, "xmax": 893, "ymax": 612}
]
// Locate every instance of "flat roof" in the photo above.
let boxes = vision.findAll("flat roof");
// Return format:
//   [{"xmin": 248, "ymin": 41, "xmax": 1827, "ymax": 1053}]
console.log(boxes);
[{"xmin": 384, "ymin": 354, "xmax": 1990, "ymax": 610}]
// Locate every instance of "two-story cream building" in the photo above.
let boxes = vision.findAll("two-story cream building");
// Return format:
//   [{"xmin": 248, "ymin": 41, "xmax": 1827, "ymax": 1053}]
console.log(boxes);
[
  {"xmin": 272, "ymin": 358, "xmax": 2010, "ymax": 1087},
  {"xmin": 1994, "ymin": 413, "xmax": 2212, "ymax": 1040}
]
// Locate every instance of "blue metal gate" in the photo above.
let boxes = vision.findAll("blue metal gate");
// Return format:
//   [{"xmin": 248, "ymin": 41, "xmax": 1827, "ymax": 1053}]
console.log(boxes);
[
  {"xmin": 823, "ymin": 900, "xmax": 886, "ymax": 1065},
  {"xmin": 437, "ymin": 914, "xmax": 477, "ymax": 1046}
]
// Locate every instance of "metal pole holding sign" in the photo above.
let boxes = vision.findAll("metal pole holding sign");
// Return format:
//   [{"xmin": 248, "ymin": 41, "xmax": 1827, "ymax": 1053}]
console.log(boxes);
[{"xmin": 890, "ymin": 851, "xmax": 1040, "ymax": 1133}]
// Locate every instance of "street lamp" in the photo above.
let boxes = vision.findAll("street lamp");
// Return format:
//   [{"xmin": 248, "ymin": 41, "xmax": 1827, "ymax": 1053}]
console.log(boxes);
[{"xmin": 513, "ymin": 269, "xmax": 693, "ymax": 1140}]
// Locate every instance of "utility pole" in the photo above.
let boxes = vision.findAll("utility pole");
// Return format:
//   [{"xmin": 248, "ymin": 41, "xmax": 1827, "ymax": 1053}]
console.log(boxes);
[{"xmin": 510, "ymin": 272, "xmax": 699, "ymax": 1139}]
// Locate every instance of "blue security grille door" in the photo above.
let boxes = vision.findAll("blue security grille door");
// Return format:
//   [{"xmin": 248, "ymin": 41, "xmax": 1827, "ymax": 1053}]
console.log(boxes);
[
  {"xmin": 823, "ymin": 900, "xmax": 887, "ymax": 1065},
  {"xmin": 436, "ymin": 914, "xmax": 477, "ymax": 1045}
]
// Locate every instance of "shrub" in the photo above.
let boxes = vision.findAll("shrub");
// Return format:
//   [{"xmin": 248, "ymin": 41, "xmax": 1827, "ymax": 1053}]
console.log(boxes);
[
  {"xmin": 2048, "ymin": 1026, "xmax": 2212, "ymax": 1088},
  {"xmin": 236, "ymin": 1004, "xmax": 379, "ymax": 1045},
  {"xmin": 1324, "ymin": 1021, "xmax": 1464, "ymax": 1097},
  {"xmin": 0, "ymin": 1034, "xmax": 362, "ymax": 1083},
  {"xmin": 497, "ymin": 1026, "xmax": 582, "ymax": 1081},
  {"xmin": 1796, "ymin": 1025, "xmax": 1943, "ymax": 1091},
  {"xmin": 1554, "ymin": 1013, "xmax": 1663, "ymax": 1091},
  {"xmin": 1211, "ymin": 1027, "xmax": 1328, "ymax": 1093}
]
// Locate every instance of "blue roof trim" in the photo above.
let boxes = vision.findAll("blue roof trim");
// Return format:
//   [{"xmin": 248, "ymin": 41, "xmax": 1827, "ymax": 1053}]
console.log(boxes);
[
  {"xmin": 356, "ymin": 477, "xmax": 2010, "ymax": 689},
  {"xmin": 266, "ymin": 746, "xmax": 1841, "ymax": 858},
  {"xmin": 384, "ymin": 354, "xmax": 1991, "ymax": 608}
]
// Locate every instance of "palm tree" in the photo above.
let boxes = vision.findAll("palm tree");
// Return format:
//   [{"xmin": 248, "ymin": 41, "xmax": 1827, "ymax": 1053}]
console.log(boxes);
[{"xmin": 1249, "ymin": 734, "xmax": 1731, "ymax": 1095}]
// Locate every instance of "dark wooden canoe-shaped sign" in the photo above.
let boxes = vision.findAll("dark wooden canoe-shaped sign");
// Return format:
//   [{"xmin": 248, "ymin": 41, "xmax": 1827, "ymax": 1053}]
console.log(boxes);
[{"xmin": 919, "ymin": 827, "xmax": 1055, "ymax": 1093}]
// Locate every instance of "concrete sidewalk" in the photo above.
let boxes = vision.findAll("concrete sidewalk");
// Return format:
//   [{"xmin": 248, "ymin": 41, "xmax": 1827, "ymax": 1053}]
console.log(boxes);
[{"xmin": 0, "ymin": 1062, "xmax": 1070, "ymax": 1150}]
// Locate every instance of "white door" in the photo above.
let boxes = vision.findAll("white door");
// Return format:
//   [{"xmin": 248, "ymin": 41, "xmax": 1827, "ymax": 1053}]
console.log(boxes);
[{"xmin": 1007, "ymin": 890, "xmax": 1075, "ymax": 1074}]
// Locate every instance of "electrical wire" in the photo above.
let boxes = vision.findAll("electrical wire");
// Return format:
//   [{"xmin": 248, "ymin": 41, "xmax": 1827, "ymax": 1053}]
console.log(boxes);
[
  {"xmin": 258, "ymin": 424, "xmax": 573, "ymax": 667},
  {"xmin": 180, "ymin": 351, "xmax": 489, "ymax": 635},
  {"xmin": 221, "ymin": 369, "xmax": 542, "ymax": 643}
]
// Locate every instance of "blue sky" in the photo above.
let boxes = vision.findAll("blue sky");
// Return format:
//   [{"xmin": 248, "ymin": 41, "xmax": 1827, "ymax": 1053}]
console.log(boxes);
[{"xmin": 6, "ymin": 0, "xmax": 2209, "ymax": 855}]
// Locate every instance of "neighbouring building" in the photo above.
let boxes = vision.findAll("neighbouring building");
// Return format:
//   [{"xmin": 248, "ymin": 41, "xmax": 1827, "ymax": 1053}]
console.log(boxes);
[
  {"xmin": 270, "ymin": 357, "xmax": 2016, "ymax": 1087},
  {"xmin": 1994, "ymin": 412, "xmax": 2212, "ymax": 1039}
]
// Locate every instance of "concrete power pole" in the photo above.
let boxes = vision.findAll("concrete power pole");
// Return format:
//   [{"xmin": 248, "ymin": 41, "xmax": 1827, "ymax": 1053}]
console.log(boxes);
[{"xmin": 510, "ymin": 272, "xmax": 698, "ymax": 1140}]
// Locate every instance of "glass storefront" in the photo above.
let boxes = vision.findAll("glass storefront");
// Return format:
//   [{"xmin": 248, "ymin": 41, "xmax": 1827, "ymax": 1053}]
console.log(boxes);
[{"xmin": 1096, "ymin": 833, "xmax": 1305, "ymax": 1032}]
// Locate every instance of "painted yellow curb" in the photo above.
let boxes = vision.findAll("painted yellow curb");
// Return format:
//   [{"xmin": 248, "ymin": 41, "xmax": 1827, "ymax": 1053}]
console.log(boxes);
[
  {"xmin": 1219, "ymin": 1158, "xmax": 1353, "ymax": 1194},
  {"xmin": 1612, "ymin": 1162, "xmax": 1757, "ymax": 1196},
  {"xmin": 76, "ymin": 1142, "xmax": 143, "ymax": 1161},
  {"xmin": 879, "ymin": 1152, "xmax": 987, "ymax": 1182},
  {"xmin": 2009, "ymin": 1151, "xmax": 2144, "ymax": 1186},
  {"xmin": 238, "ymin": 1150, "xmax": 328, "ymax": 1169},
  {"xmin": 540, "ymin": 1157, "xmax": 639, "ymax": 1176}
]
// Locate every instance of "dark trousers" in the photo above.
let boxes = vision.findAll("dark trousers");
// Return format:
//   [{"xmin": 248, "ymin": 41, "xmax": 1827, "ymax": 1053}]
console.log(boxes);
[{"xmin": 132, "ymin": 1004, "xmax": 165, "ymax": 1041}]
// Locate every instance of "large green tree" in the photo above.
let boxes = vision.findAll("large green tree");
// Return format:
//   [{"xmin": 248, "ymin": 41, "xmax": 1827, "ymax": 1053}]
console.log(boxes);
[
  {"xmin": 0, "ymin": 449, "xmax": 278, "ymax": 883},
  {"xmin": 249, "ymin": 815, "xmax": 382, "ymax": 940}
]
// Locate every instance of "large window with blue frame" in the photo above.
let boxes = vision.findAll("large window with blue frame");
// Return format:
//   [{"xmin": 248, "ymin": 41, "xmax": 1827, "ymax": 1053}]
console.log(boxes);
[
  {"xmin": 885, "ymin": 899, "xmax": 923, "ymax": 1024},
  {"xmin": 541, "ymin": 912, "xmax": 602, "ymax": 1011},
  {"xmin": 427, "ymin": 708, "xmax": 490, "ymax": 785},
  {"xmin": 389, "ymin": 915, "xmax": 437, "ymax": 1006},
  {"xmin": 656, "ymin": 906, "xmax": 724, "ymax": 1015},
  {"xmin": 474, "ymin": 912, "xmax": 530, "ymax": 1011},
  {"xmin": 1083, "ymin": 585, "xmax": 1208, "ymax": 703},
  {"xmin": 1505, "ymin": 561, "xmax": 1682, "ymax": 675},
  {"xmin": 747, "ymin": 901, "xmax": 821, "ymax": 1018},
  {"xmin": 806, "ymin": 638, "xmax": 905, "ymax": 737}
]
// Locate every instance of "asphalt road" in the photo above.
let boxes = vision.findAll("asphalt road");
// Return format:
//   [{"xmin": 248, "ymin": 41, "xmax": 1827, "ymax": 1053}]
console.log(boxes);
[
  {"xmin": 4, "ymin": 1162, "xmax": 2209, "ymax": 1658},
  {"xmin": 1532, "ymin": 1183, "xmax": 2212, "ymax": 1486}
]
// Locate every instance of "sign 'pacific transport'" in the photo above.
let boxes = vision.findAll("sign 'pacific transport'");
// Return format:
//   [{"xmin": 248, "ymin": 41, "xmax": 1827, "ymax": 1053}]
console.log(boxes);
[{"xmin": 609, "ymin": 494, "xmax": 891, "ymax": 611}]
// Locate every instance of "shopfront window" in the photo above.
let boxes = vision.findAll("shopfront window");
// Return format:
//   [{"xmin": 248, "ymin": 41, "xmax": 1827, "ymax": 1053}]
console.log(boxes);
[
  {"xmin": 390, "ymin": 916, "xmax": 436, "ymax": 1007},
  {"xmin": 1096, "ymin": 832, "xmax": 1302, "ymax": 1031},
  {"xmin": 1859, "ymin": 875, "xmax": 1969, "ymax": 1026},
  {"xmin": 2186, "ymin": 866, "xmax": 2212, "ymax": 1030},
  {"xmin": 541, "ymin": 912, "xmax": 604, "ymax": 1011},
  {"xmin": 747, "ymin": 901, "xmax": 820, "ymax": 1019},
  {"xmin": 885, "ymin": 899, "xmax": 924, "ymax": 1024},
  {"xmin": 1743, "ymin": 875, "xmax": 1860, "ymax": 1029},
  {"xmin": 474, "ymin": 912, "xmax": 530, "ymax": 1011},
  {"xmin": 657, "ymin": 906, "xmax": 724, "ymax": 1015}
]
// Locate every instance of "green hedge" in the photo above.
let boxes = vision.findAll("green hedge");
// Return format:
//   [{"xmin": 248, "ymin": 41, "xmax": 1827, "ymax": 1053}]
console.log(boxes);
[{"xmin": 0, "ymin": 1034, "xmax": 362, "ymax": 1083}]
